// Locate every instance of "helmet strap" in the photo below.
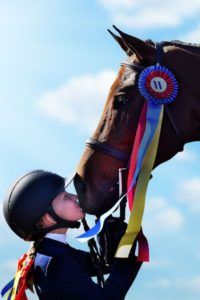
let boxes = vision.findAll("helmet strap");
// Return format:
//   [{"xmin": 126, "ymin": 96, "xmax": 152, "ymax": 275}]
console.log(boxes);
[
  {"xmin": 28, "ymin": 205, "xmax": 81, "ymax": 240},
  {"xmin": 46, "ymin": 205, "xmax": 80, "ymax": 229}
]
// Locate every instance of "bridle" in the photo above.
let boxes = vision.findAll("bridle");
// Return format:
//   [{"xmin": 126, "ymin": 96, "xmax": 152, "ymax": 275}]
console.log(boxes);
[
  {"xmin": 86, "ymin": 138, "xmax": 129, "ymax": 162},
  {"xmin": 86, "ymin": 42, "xmax": 184, "ymax": 163}
]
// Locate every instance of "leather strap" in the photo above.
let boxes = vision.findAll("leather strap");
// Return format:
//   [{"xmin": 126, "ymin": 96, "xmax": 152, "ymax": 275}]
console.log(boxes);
[{"xmin": 86, "ymin": 138, "xmax": 129, "ymax": 162}]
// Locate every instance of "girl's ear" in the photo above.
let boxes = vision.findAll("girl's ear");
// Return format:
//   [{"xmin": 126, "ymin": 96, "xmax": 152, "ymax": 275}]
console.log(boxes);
[{"xmin": 43, "ymin": 212, "xmax": 57, "ymax": 225}]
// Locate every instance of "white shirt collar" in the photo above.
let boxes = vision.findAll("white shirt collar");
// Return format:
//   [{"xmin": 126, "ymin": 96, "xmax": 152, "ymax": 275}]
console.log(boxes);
[{"xmin": 45, "ymin": 232, "xmax": 67, "ymax": 244}]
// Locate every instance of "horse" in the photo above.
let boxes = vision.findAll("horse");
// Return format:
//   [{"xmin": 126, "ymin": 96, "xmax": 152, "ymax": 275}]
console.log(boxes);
[{"xmin": 74, "ymin": 26, "xmax": 200, "ymax": 218}]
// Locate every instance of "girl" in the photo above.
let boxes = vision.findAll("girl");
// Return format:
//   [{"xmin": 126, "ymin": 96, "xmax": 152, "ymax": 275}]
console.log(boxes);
[{"xmin": 3, "ymin": 170, "xmax": 142, "ymax": 299}]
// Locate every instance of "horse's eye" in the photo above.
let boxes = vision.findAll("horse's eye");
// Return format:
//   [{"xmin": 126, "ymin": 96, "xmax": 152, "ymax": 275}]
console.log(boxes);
[{"xmin": 114, "ymin": 92, "xmax": 128, "ymax": 105}]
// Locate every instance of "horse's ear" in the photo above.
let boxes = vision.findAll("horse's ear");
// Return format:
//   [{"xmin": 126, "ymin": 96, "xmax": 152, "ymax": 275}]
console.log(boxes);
[
  {"xmin": 107, "ymin": 29, "xmax": 134, "ymax": 56},
  {"xmin": 113, "ymin": 25, "xmax": 154, "ymax": 62}
]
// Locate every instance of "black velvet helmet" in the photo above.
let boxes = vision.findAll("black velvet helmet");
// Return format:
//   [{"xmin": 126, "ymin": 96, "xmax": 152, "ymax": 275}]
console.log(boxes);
[{"xmin": 3, "ymin": 170, "xmax": 80, "ymax": 241}]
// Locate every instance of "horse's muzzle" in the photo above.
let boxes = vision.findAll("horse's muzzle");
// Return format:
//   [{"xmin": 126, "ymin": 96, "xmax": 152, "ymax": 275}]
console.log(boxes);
[
  {"xmin": 74, "ymin": 173, "xmax": 119, "ymax": 216},
  {"xmin": 74, "ymin": 174, "xmax": 99, "ymax": 215}
]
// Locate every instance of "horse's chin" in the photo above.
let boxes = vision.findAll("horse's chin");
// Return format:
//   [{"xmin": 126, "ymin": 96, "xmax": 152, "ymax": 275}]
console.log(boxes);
[
  {"xmin": 77, "ymin": 188, "xmax": 119, "ymax": 217},
  {"xmin": 98, "ymin": 188, "xmax": 119, "ymax": 216}
]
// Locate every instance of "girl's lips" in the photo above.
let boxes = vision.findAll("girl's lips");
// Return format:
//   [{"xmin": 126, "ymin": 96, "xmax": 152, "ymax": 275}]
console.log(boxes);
[{"xmin": 64, "ymin": 194, "xmax": 83, "ymax": 211}]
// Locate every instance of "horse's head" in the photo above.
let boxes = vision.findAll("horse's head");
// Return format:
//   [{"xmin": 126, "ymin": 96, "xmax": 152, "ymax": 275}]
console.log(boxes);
[{"xmin": 75, "ymin": 27, "xmax": 200, "ymax": 216}]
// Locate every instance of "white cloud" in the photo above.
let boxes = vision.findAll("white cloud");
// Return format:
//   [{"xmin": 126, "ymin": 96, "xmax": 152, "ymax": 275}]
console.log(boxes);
[
  {"xmin": 99, "ymin": 0, "xmax": 134, "ymax": 10},
  {"xmin": 177, "ymin": 277, "xmax": 200, "ymax": 293},
  {"xmin": 146, "ymin": 278, "xmax": 172, "ymax": 289},
  {"xmin": 143, "ymin": 197, "xmax": 184, "ymax": 235},
  {"xmin": 0, "ymin": 259, "xmax": 19, "ymax": 293},
  {"xmin": 0, "ymin": 201, "xmax": 20, "ymax": 246},
  {"xmin": 197, "ymin": 250, "xmax": 200, "ymax": 260},
  {"xmin": 144, "ymin": 258, "xmax": 171, "ymax": 269},
  {"xmin": 112, "ymin": 10, "xmax": 179, "ymax": 29},
  {"xmin": 37, "ymin": 70, "xmax": 116, "ymax": 134},
  {"xmin": 174, "ymin": 149, "xmax": 197, "ymax": 162},
  {"xmin": 180, "ymin": 23, "xmax": 200, "ymax": 43},
  {"xmin": 0, "ymin": 201, "xmax": 4, "ymax": 225},
  {"xmin": 146, "ymin": 276, "xmax": 200, "ymax": 293},
  {"xmin": 98, "ymin": 0, "xmax": 200, "ymax": 29},
  {"xmin": 178, "ymin": 178, "xmax": 200, "ymax": 211},
  {"xmin": 0, "ymin": 259, "xmax": 16, "ymax": 275}
]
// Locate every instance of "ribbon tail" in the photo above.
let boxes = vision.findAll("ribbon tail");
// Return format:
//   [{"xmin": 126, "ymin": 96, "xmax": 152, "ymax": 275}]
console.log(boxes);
[{"xmin": 115, "ymin": 104, "xmax": 164, "ymax": 260}]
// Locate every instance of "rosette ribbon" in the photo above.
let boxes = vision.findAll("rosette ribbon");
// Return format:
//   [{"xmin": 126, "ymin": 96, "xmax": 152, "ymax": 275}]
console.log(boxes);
[{"xmin": 1, "ymin": 252, "xmax": 34, "ymax": 300}]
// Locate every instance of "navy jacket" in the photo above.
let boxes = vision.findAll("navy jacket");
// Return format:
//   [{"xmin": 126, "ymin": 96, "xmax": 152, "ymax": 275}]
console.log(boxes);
[{"xmin": 34, "ymin": 238, "xmax": 142, "ymax": 299}]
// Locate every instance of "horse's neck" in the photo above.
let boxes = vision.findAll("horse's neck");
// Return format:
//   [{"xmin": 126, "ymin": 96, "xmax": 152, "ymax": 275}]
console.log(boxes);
[
  {"xmin": 171, "ymin": 49, "xmax": 200, "ymax": 143},
  {"xmin": 154, "ymin": 60, "xmax": 200, "ymax": 168},
  {"xmin": 181, "ymin": 82, "xmax": 200, "ymax": 144}
]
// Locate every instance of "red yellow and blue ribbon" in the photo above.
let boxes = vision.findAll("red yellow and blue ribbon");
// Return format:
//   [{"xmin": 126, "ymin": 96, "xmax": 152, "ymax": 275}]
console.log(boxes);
[
  {"xmin": 1, "ymin": 252, "xmax": 34, "ymax": 300},
  {"xmin": 76, "ymin": 191, "xmax": 127, "ymax": 243},
  {"xmin": 115, "ymin": 103, "xmax": 164, "ymax": 260},
  {"xmin": 1, "ymin": 278, "xmax": 14, "ymax": 300}
]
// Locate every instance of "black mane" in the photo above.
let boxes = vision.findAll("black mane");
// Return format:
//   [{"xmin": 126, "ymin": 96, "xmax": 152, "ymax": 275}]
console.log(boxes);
[{"xmin": 146, "ymin": 39, "xmax": 200, "ymax": 53}]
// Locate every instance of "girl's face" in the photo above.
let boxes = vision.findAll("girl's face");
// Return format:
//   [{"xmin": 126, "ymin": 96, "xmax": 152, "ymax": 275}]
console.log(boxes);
[{"xmin": 52, "ymin": 191, "xmax": 85, "ymax": 221}]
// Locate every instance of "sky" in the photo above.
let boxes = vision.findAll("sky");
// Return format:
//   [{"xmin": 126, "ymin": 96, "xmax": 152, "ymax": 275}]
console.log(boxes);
[{"xmin": 0, "ymin": 1, "xmax": 200, "ymax": 299}]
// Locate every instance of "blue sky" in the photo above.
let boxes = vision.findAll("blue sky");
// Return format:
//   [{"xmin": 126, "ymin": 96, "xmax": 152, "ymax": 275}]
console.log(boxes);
[{"xmin": 0, "ymin": 1, "xmax": 200, "ymax": 299}]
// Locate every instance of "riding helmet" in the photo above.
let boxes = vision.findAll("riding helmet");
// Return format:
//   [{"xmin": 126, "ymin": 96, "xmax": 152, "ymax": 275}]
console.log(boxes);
[{"xmin": 3, "ymin": 170, "xmax": 80, "ymax": 240}]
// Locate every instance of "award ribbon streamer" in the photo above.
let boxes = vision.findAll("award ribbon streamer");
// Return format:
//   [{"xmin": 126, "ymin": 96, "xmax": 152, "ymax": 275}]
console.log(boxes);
[
  {"xmin": 1, "ymin": 252, "xmax": 34, "ymax": 300},
  {"xmin": 76, "ymin": 192, "xmax": 127, "ymax": 243},
  {"xmin": 10, "ymin": 271, "xmax": 22, "ymax": 300},
  {"xmin": 1, "ymin": 270, "xmax": 22, "ymax": 300},
  {"xmin": 1, "ymin": 279, "xmax": 14, "ymax": 300},
  {"xmin": 115, "ymin": 104, "xmax": 164, "ymax": 259},
  {"xmin": 127, "ymin": 103, "xmax": 147, "ymax": 211},
  {"xmin": 127, "ymin": 103, "xmax": 163, "ymax": 211}
]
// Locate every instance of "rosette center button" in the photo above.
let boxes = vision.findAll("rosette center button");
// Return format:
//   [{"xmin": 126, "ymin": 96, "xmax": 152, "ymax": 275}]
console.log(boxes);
[{"xmin": 150, "ymin": 77, "xmax": 167, "ymax": 93}]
